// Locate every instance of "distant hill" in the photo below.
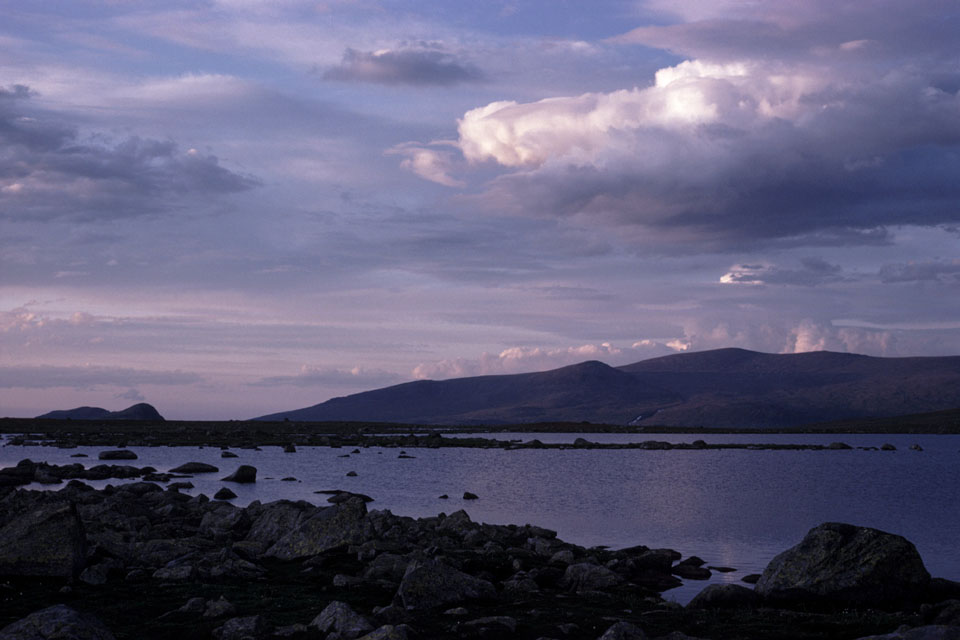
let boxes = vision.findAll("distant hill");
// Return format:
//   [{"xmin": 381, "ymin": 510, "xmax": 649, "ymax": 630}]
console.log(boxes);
[
  {"xmin": 37, "ymin": 403, "xmax": 165, "ymax": 421},
  {"xmin": 253, "ymin": 348, "xmax": 960, "ymax": 428}
]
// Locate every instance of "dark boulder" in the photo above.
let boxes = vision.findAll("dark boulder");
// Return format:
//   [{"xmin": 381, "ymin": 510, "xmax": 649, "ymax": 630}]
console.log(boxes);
[
  {"xmin": 0, "ymin": 503, "xmax": 86, "ymax": 578},
  {"xmin": 308, "ymin": 601, "xmax": 374, "ymax": 639},
  {"xmin": 213, "ymin": 615, "xmax": 271, "ymax": 640},
  {"xmin": 213, "ymin": 488, "xmax": 237, "ymax": 501},
  {"xmin": 169, "ymin": 462, "xmax": 219, "ymax": 474},
  {"xmin": 222, "ymin": 465, "xmax": 256, "ymax": 483},
  {"xmin": 266, "ymin": 498, "xmax": 369, "ymax": 560},
  {"xmin": 396, "ymin": 558, "xmax": 496, "ymax": 610},
  {"xmin": 0, "ymin": 604, "xmax": 116, "ymax": 640},
  {"xmin": 97, "ymin": 450, "xmax": 137, "ymax": 461},
  {"xmin": 755, "ymin": 522, "xmax": 931, "ymax": 608},
  {"xmin": 687, "ymin": 583, "xmax": 761, "ymax": 609},
  {"xmin": 597, "ymin": 620, "xmax": 648, "ymax": 640},
  {"xmin": 561, "ymin": 563, "xmax": 623, "ymax": 592}
]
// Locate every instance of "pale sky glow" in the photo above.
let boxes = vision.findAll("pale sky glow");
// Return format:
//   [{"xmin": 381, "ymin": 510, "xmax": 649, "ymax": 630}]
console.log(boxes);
[{"xmin": 1, "ymin": 1, "xmax": 959, "ymax": 419}]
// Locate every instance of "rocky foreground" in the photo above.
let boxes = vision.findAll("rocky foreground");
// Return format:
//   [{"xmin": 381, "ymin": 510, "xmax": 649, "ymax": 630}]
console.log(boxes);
[{"xmin": 2, "ymin": 473, "xmax": 960, "ymax": 640}]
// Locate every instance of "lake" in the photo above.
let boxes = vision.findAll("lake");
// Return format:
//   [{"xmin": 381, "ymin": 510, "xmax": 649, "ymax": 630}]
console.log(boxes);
[{"xmin": 2, "ymin": 432, "xmax": 958, "ymax": 603}]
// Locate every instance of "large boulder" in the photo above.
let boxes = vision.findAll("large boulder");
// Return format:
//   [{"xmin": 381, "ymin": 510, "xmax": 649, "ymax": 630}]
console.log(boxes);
[
  {"xmin": 222, "ymin": 465, "xmax": 256, "ymax": 483},
  {"xmin": 0, "ymin": 503, "xmax": 86, "ymax": 578},
  {"xmin": 0, "ymin": 604, "xmax": 115, "ymax": 640},
  {"xmin": 687, "ymin": 583, "xmax": 761, "ymax": 609},
  {"xmin": 308, "ymin": 601, "xmax": 374, "ymax": 639},
  {"xmin": 756, "ymin": 522, "xmax": 931, "ymax": 608},
  {"xmin": 396, "ymin": 558, "xmax": 496, "ymax": 610},
  {"xmin": 597, "ymin": 621, "xmax": 648, "ymax": 640},
  {"xmin": 562, "ymin": 563, "xmax": 623, "ymax": 592},
  {"xmin": 265, "ymin": 498, "xmax": 368, "ymax": 560}
]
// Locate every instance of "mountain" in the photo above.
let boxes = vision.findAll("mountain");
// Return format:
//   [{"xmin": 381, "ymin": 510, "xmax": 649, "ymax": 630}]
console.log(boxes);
[
  {"xmin": 253, "ymin": 349, "xmax": 960, "ymax": 428},
  {"xmin": 37, "ymin": 403, "xmax": 165, "ymax": 421}
]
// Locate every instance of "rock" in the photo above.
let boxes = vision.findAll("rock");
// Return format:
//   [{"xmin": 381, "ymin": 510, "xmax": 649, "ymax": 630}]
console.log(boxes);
[
  {"xmin": 550, "ymin": 550, "xmax": 576, "ymax": 565},
  {"xmin": 199, "ymin": 502, "xmax": 248, "ymax": 538},
  {"xmin": 245, "ymin": 500, "xmax": 314, "ymax": 549},
  {"xmin": 911, "ymin": 444, "xmax": 924, "ymax": 452},
  {"xmin": 687, "ymin": 583, "xmax": 761, "ymax": 609},
  {"xmin": 169, "ymin": 462, "xmax": 219, "ymax": 473},
  {"xmin": 397, "ymin": 558, "xmax": 497, "ymax": 609},
  {"xmin": 755, "ymin": 522, "xmax": 931, "ymax": 607},
  {"xmin": 356, "ymin": 625, "xmax": 409, "ymax": 640},
  {"xmin": 0, "ymin": 503, "xmax": 86, "ymax": 578},
  {"xmin": 463, "ymin": 492, "xmax": 479, "ymax": 500},
  {"xmin": 0, "ymin": 604, "xmax": 116, "ymax": 640},
  {"xmin": 562, "ymin": 563, "xmax": 623, "ymax": 592},
  {"xmin": 308, "ymin": 601, "xmax": 374, "ymax": 639},
  {"xmin": 462, "ymin": 616, "xmax": 517, "ymax": 633},
  {"xmin": 881, "ymin": 443, "xmax": 897, "ymax": 451},
  {"xmin": 203, "ymin": 596, "xmax": 237, "ymax": 619},
  {"xmin": 346, "ymin": 471, "xmax": 358, "ymax": 477},
  {"xmin": 280, "ymin": 477, "xmax": 297, "ymax": 482},
  {"xmin": 741, "ymin": 574, "xmax": 761, "ymax": 584},
  {"xmin": 177, "ymin": 597, "xmax": 207, "ymax": 615},
  {"xmin": 213, "ymin": 487, "xmax": 237, "ymax": 500},
  {"xmin": 438, "ymin": 494, "xmax": 448, "ymax": 499},
  {"xmin": 828, "ymin": 442, "xmax": 852, "ymax": 450},
  {"xmin": 855, "ymin": 626, "xmax": 960, "ymax": 639},
  {"xmin": 97, "ymin": 450, "xmax": 137, "ymax": 460},
  {"xmin": 152, "ymin": 564, "xmax": 196, "ymax": 582},
  {"xmin": 266, "ymin": 498, "xmax": 369, "ymax": 560},
  {"xmin": 168, "ymin": 481, "xmax": 194, "ymax": 491},
  {"xmin": 597, "ymin": 621, "xmax": 648, "ymax": 640},
  {"xmin": 284, "ymin": 444, "xmax": 296, "ymax": 453},
  {"xmin": 222, "ymin": 465, "xmax": 256, "ymax": 483},
  {"xmin": 671, "ymin": 564, "xmax": 711, "ymax": 580},
  {"xmin": 708, "ymin": 566, "xmax": 737, "ymax": 573},
  {"xmin": 221, "ymin": 451, "xmax": 239, "ymax": 458},
  {"xmin": 213, "ymin": 615, "xmax": 271, "ymax": 640}
]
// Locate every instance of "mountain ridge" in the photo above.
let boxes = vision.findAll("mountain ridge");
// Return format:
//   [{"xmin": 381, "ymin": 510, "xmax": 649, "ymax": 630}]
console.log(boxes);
[
  {"xmin": 37, "ymin": 403, "xmax": 165, "ymax": 421},
  {"xmin": 254, "ymin": 348, "xmax": 960, "ymax": 428}
]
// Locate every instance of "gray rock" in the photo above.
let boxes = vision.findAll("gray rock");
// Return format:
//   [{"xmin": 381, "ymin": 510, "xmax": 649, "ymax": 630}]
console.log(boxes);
[
  {"xmin": 597, "ymin": 621, "xmax": 647, "ymax": 640},
  {"xmin": 0, "ymin": 605, "xmax": 116, "ymax": 640},
  {"xmin": 213, "ymin": 488, "xmax": 237, "ymax": 500},
  {"xmin": 221, "ymin": 451, "xmax": 239, "ymax": 458},
  {"xmin": 687, "ymin": 583, "xmax": 761, "ymax": 609},
  {"xmin": 169, "ymin": 462, "xmax": 219, "ymax": 473},
  {"xmin": 199, "ymin": 503, "xmax": 248, "ymax": 538},
  {"xmin": 245, "ymin": 500, "xmax": 314, "ymax": 549},
  {"xmin": 203, "ymin": 596, "xmax": 237, "ymax": 619},
  {"xmin": 562, "ymin": 563, "xmax": 623, "ymax": 592},
  {"xmin": 356, "ymin": 625, "xmax": 410, "ymax": 640},
  {"xmin": 308, "ymin": 601, "xmax": 374, "ymax": 639},
  {"xmin": 176, "ymin": 598, "xmax": 207, "ymax": 615},
  {"xmin": 756, "ymin": 522, "xmax": 931, "ymax": 607},
  {"xmin": 221, "ymin": 465, "xmax": 257, "ymax": 483},
  {"xmin": 397, "ymin": 558, "xmax": 496, "ymax": 609},
  {"xmin": 0, "ymin": 503, "xmax": 86, "ymax": 578},
  {"xmin": 266, "ymin": 498, "xmax": 369, "ymax": 560},
  {"xmin": 213, "ymin": 615, "xmax": 271, "ymax": 640},
  {"xmin": 152, "ymin": 564, "xmax": 196, "ymax": 581}
]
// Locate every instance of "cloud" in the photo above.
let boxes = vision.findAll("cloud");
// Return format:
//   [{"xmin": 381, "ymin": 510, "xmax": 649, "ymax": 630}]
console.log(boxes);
[
  {"xmin": 324, "ymin": 47, "xmax": 484, "ymax": 86},
  {"xmin": 385, "ymin": 142, "xmax": 464, "ymax": 186},
  {"xmin": 253, "ymin": 365, "xmax": 404, "ymax": 388},
  {"xmin": 720, "ymin": 258, "xmax": 845, "ymax": 286},
  {"xmin": 0, "ymin": 365, "xmax": 202, "ymax": 389},
  {"xmin": 398, "ymin": 2, "xmax": 960, "ymax": 251},
  {"xmin": 879, "ymin": 259, "xmax": 960, "ymax": 284},
  {"xmin": 412, "ymin": 340, "xmax": 680, "ymax": 379},
  {"xmin": 0, "ymin": 84, "xmax": 258, "ymax": 221}
]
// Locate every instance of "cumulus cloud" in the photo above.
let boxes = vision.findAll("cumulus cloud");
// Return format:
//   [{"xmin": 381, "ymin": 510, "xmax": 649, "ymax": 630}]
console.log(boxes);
[
  {"xmin": 324, "ymin": 47, "xmax": 484, "ymax": 86},
  {"xmin": 720, "ymin": 258, "xmax": 845, "ymax": 286},
  {"xmin": 0, "ymin": 365, "xmax": 202, "ymax": 389},
  {"xmin": 388, "ymin": 1, "xmax": 960, "ymax": 250},
  {"xmin": 253, "ymin": 365, "xmax": 403, "ymax": 388},
  {"xmin": 0, "ymin": 85, "xmax": 258, "ymax": 221},
  {"xmin": 412, "ymin": 340, "xmax": 680, "ymax": 379}
]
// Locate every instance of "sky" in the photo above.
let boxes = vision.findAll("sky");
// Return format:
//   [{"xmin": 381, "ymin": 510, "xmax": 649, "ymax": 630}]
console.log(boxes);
[{"xmin": 1, "ymin": 0, "xmax": 959, "ymax": 420}]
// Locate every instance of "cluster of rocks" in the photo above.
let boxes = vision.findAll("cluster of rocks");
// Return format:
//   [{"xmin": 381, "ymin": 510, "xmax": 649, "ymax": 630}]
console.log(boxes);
[{"xmin": 1, "ymin": 475, "xmax": 959, "ymax": 639}]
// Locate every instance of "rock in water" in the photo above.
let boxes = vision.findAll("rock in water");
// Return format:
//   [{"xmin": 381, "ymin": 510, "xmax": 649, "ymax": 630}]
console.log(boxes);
[
  {"xmin": 397, "ymin": 558, "xmax": 496, "ymax": 610},
  {"xmin": 97, "ymin": 450, "xmax": 137, "ymax": 461},
  {"xmin": 222, "ymin": 465, "xmax": 257, "ymax": 483},
  {"xmin": 755, "ymin": 522, "xmax": 931, "ymax": 607},
  {"xmin": 266, "ymin": 498, "xmax": 368, "ymax": 560},
  {"xmin": 170, "ymin": 462, "xmax": 219, "ymax": 473},
  {"xmin": 687, "ymin": 583, "xmax": 761, "ymax": 609},
  {"xmin": 0, "ymin": 604, "xmax": 116, "ymax": 640},
  {"xmin": 0, "ymin": 503, "xmax": 86, "ymax": 578}
]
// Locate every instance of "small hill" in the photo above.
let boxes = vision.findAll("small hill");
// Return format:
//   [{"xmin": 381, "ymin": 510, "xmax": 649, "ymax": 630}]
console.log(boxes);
[
  {"xmin": 253, "ymin": 348, "xmax": 960, "ymax": 428},
  {"xmin": 37, "ymin": 403, "xmax": 165, "ymax": 421}
]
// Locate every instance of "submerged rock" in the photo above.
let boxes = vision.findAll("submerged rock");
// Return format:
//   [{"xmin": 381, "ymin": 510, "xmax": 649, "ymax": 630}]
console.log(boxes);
[
  {"xmin": 756, "ymin": 522, "xmax": 931, "ymax": 607},
  {"xmin": 169, "ymin": 462, "xmax": 219, "ymax": 473},
  {"xmin": 222, "ymin": 465, "xmax": 257, "ymax": 483},
  {"xmin": 98, "ymin": 450, "xmax": 137, "ymax": 461}
]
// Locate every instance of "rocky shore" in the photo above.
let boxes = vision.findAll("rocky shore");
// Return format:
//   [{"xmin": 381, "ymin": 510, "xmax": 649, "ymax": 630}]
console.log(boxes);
[{"xmin": 2, "ymin": 469, "xmax": 960, "ymax": 639}]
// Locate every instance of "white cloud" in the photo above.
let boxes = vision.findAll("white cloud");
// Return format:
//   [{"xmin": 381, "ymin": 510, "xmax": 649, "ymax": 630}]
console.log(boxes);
[{"xmin": 385, "ymin": 142, "xmax": 464, "ymax": 187}]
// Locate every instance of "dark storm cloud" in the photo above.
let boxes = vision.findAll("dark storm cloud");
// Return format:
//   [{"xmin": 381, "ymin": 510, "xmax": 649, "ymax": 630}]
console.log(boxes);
[
  {"xmin": 0, "ymin": 85, "xmax": 258, "ymax": 221},
  {"xmin": 324, "ymin": 48, "xmax": 484, "ymax": 86},
  {"xmin": 0, "ymin": 364, "xmax": 202, "ymax": 389}
]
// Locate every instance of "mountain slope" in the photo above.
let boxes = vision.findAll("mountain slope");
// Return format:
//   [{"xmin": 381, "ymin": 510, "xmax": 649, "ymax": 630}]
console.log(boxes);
[{"xmin": 254, "ymin": 349, "xmax": 960, "ymax": 428}]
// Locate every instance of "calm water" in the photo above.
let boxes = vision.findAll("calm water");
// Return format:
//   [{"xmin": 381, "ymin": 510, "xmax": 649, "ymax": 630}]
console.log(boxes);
[{"xmin": 2, "ymin": 432, "xmax": 958, "ymax": 603}]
